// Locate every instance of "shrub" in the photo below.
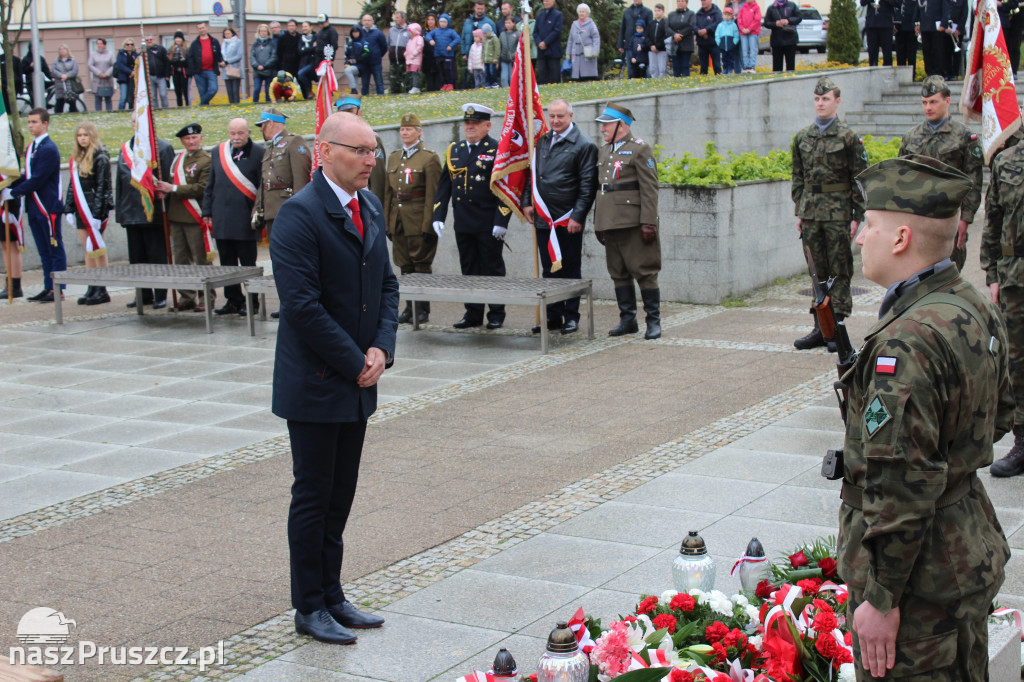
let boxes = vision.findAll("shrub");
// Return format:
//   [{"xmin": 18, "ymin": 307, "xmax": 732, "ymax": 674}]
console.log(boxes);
[{"xmin": 826, "ymin": 0, "xmax": 861, "ymax": 65}]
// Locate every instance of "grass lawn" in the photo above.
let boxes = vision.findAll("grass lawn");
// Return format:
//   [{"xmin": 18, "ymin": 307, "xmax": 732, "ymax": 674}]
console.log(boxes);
[{"xmin": 41, "ymin": 64, "xmax": 847, "ymax": 158}]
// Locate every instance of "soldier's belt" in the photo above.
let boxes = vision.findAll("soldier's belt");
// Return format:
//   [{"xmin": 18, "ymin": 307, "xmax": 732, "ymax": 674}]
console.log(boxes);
[
  {"xmin": 1001, "ymin": 244, "xmax": 1024, "ymax": 257},
  {"xmin": 263, "ymin": 182, "xmax": 292, "ymax": 191},
  {"xmin": 396, "ymin": 191, "xmax": 426, "ymax": 201},
  {"xmin": 809, "ymin": 182, "xmax": 852, "ymax": 193},
  {"xmin": 601, "ymin": 182, "xmax": 640, "ymax": 192},
  {"xmin": 840, "ymin": 473, "xmax": 977, "ymax": 511}
]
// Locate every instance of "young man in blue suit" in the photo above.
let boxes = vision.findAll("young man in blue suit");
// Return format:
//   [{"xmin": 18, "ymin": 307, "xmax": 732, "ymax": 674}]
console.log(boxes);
[
  {"xmin": 534, "ymin": 0, "xmax": 564, "ymax": 84},
  {"xmin": 5, "ymin": 109, "xmax": 66, "ymax": 302},
  {"xmin": 270, "ymin": 112, "xmax": 399, "ymax": 645}
]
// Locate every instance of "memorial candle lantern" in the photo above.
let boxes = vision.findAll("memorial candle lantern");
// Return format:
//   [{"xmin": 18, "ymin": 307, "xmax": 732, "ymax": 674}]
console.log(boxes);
[
  {"xmin": 490, "ymin": 647, "xmax": 525, "ymax": 681},
  {"xmin": 672, "ymin": 530, "xmax": 717, "ymax": 593},
  {"xmin": 737, "ymin": 537, "xmax": 766, "ymax": 595},
  {"xmin": 536, "ymin": 622, "xmax": 589, "ymax": 682}
]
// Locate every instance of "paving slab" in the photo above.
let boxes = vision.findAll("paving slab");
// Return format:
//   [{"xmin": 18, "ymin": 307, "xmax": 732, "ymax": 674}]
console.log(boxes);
[{"xmin": 547, "ymin": 502, "xmax": 723, "ymax": 549}]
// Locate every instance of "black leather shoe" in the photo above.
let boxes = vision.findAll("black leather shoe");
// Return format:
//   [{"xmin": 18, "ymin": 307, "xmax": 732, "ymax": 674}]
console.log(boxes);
[
  {"xmin": 27, "ymin": 289, "xmax": 52, "ymax": 302},
  {"xmin": 990, "ymin": 426, "xmax": 1024, "ymax": 477},
  {"xmin": 532, "ymin": 320, "xmax": 562, "ymax": 334},
  {"xmin": 151, "ymin": 300, "xmax": 167, "ymax": 309},
  {"xmin": 215, "ymin": 302, "xmax": 241, "ymax": 316},
  {"xmin": 85, "ymin": 288, "xmax": 110, "ymax": 305},
  {"xmin": 271, "ymin": 311, "xmax": 280, "ymax": 319},
  {"xmin": 453, "ymin": 317, "xmax": 482, "ymax": 329},
  {"xmin": 126, "ymin": 300, "xmax": 137, "ymax": 308},
  {"xmin": 0, "ymin": 286, "xmax": 23, "ymax": 299},
  {"xmin": 416, "ymin": 310, "xmax": 429, "ymax": 323},
  {"xmin": 486, "ymin": 320, "xmax": 503, "ymax": 330},
  {"xmin": 561, "ymin": 320, "xmax": 579, "ymax": 335},
  {"xmin": 328, "ymin": 600, "xmax": 385, "ymax": 629},
  {"xmin": 294, "ymin": 609, "xmax": 357, "ymax": 644},
  {"xmin": 397, "ymin": 307, "xmax": 413, "ymax": 324},
  {"xmin": 78, "ymin": 286, "xmax": 95, "ymax": 305}
]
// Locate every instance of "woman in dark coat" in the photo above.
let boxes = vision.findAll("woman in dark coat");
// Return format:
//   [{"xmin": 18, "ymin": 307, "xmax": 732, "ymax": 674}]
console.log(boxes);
[
  {"xmin": 64, "ymin": 122, "xmax": 114, "ymax": 304},
  {"xmin": 763, "ymin": 0, "xmax": 802, "ymax": 71},
  {"xmin": 114, "ymin": 38, "xmax": 139, "ymax": 110}
]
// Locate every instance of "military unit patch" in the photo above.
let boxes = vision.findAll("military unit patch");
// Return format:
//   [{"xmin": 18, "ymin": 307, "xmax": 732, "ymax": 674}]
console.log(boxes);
[
  {"xmin": 864, "ymin": 396, "xmax": 892, "ymax": 437},
  {"xmin": 647, "ymin": 158, "xmax": 655, "ymax": 168},
  {"xmin": 875, "ymin": 356, "xmax": 897, "ymax": 374}
]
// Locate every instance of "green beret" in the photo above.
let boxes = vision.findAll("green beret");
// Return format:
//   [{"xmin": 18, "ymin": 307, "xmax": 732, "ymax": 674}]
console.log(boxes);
[
  {"xmin": 813, "ymin": 76, "xmax": 838, "ymax": 95},
  {"xmin": 920, "ymin": 75, "xmax": 950, "ymax": 98},
  {"xmin": 856, "ymin": 155, "xmax": 973, "ymax": 219}
]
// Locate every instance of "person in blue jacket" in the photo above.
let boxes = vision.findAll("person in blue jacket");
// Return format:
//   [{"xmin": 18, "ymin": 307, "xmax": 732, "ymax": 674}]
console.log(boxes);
[
  {"xmin": 271, "ymin": 111, "xmax": 398, "ymax": 646},
  {"xmin": 534, "ymin": 0, "xmax": 564, "ymax": 84},
  {"xmin": 715, "ymin": 6, "xmax": 741, "ymax": 73},
  {"xmin": 627, "ymin": 19, "xmax": 651, "ymax": 78},
  {"xmin": 358, "ymin": 14, "xmax": 389, "ymax": 95},
  {"xmin": 461, "ymin": 1, "xmax": 497, "ymax": 87},
  {"xmin": 429, "ymin": 13, "xmax": 461, "ymax": 90},
  {"xmin": 695, "ymin": 0, "xmax": 723, "ymax": 74},
  {"xmin": 5, "ymin": 109, "xmax": 65, "ymax": 302}
]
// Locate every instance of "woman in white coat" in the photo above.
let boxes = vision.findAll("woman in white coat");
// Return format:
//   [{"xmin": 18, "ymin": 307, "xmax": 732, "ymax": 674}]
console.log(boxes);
[{"xmin": 567, "ymin": 3, "xmax": 600, "ymax": 80}]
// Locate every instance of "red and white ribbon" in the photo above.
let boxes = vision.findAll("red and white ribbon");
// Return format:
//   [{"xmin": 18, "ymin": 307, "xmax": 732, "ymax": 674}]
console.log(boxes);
[
  {"xmin": 68, "ymin": 157, "xmax": 107, "ymax": 259},
  {"xmin": 612, "ymin": 160, "xmax": 622, "ymax": 179},
  {"xmin": 730, "ymin": 554, "xmax": 768, "ymax": 576},
  {"xmin": 455, "ymin": 672, "xmax": 495, "ymax": 682},
  {"xmin": 25, "ymin": 142, "xmax": 60, "ymax": 246},
  {"xmin": 992, "ymin": 607, "xmax": 1024, "ymax": 641},
  {"xmin": 0, "ymin": 176, "xmax": 24, "ymax": 252},
  {"xmin": 219, "ymin": 142, "xmax": 257, "ymax": 201},
  {"xmin": 404, "ymin": 167, "xmax": 413, "ymax": 184},
  {"xmin": 567, "ymin": 607, "xmax": 595, "ymax": 653},
  {"xmin": 172, "ymin": 152, "xmax": 217, "ymax": 261},
  {"xmin": 530, "ymin": 149, "xmax": 569, "ymax": 274}
]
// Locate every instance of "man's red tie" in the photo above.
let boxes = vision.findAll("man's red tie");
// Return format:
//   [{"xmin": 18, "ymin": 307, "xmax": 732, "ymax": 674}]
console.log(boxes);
[{"xmin": 347, "ymin": 197, "xmax": 364, "ymax": 239}]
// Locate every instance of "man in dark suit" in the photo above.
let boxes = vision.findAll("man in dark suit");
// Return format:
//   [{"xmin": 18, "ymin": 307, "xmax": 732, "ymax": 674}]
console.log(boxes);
[
  {"xmin": 6, "ymin": 108, "xmax": 65, "ymax": 302},
  {"xmin": 522, "ymin": 99, "xmax": 598, "ymax": 336},
  {"xmin": 271, "ymin": 111, "xmax": 398, "ymax": 645},
  {"xmin": 202, "ymin": 118, "xmax": 264, "ymax": 316},
  {"xmin": 534, "ymin": 0, "xmax": 564, "ymax": 84},
  {"xmin": 432, "ymin": 103, "xmax": 513, "ymax": 330}
]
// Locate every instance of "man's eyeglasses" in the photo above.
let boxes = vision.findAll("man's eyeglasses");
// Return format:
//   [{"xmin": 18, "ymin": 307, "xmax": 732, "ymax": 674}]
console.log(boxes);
[{"xmin": 326, "ymin": 141, "xmax": 375, "ymax": 158}]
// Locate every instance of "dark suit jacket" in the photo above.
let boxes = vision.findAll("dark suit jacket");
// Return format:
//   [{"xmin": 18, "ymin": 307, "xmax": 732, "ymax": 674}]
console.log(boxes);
[
  {"xmin": 11, "ymin": 135, "xmax": 61, "ymax": 214},
  {"xmin": 433, "ymin": 135, "xmax": 512, "ymax": 234},
  {"xmin": 202, "ymin": 139, "xmax": 264, "ymax": 240},
  {"xmin": 523, "ymin": 124, "xmax": 598, "ymax": 227},
  {"xmin": 534, "ymin": 7, "xmax": 564, "ymax": 58},
  {"xmin": 271, "ymin": 169, "xmax": 399, "ymax": 424}
]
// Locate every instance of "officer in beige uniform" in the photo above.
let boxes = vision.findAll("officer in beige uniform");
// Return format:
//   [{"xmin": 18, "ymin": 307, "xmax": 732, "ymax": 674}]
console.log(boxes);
[
  {"xmin": 255, "ymin": 108, "xmax": 312, "ymax": 240},
  {"xmin": 155, "ymin": 123, "xmax": 214, "ymax": 312},
  {"xmin": 383, "ymin": 112, "xmax": 442, "ymax": 324},
  {"xmin": 335, "ymin": 95, "xmax": 387, "ymax": 200},
  {"xmin": 593, "ymin": 103, "xmax": 662, "ymax": 339}
]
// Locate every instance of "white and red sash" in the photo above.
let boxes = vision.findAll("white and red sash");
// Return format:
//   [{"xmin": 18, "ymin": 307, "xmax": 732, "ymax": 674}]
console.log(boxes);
[
  {"xmin": 173, "ymin": 151, "xmax": 217, "ymax": 262},
  {"xmin": 25, "ymin": 141, "xmax": 60, "ymax": 246},
  {"xmin": 219, "ymin": 142, "xmax": 257, "ymax": 202},
  {"xmin": 0, "ymin": 174, "xmax": 24, "ymax": 252},
  {"xmin": 68, "ymin": 157, "xmax": 107, "ymax": 260},
  {"xmin": 530, "ymin": 149, "xmax": 569, "ymax": 274}
]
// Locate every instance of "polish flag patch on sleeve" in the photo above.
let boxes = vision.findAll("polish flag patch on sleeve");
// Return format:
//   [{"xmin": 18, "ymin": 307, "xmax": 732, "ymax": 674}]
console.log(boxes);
[{"xmin": 876, "ymin": 356, "xmax": 897, "ymax": 375}]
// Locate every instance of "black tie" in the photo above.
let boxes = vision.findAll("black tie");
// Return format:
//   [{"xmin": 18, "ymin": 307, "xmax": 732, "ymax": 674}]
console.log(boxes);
[{"xmin": 30, "ymin": 140, "xmax": 37, "ymax": 156}]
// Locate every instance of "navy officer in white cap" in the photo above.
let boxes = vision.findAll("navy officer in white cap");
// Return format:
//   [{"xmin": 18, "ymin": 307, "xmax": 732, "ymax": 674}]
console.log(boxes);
[{"xmin": 432, "ymin": 103, "xmax": 513, "ymax": 329}]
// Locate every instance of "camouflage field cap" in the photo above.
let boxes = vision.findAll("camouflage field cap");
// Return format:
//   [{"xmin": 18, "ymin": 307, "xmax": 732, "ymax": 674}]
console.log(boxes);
[
  {"xmin": 400, "ymin": 112, "xmax": 422, "ymax": 127},
  {"xmin": 920, "ymin": 74, "xmax": 951, "ymax": 97},
  {"xmin": 813, "ymin": 76, "xmax": 838, "ymax": 95},
  {"xmin": 856, "ymin": 155, "xmax": 973, "ymax": 219}
]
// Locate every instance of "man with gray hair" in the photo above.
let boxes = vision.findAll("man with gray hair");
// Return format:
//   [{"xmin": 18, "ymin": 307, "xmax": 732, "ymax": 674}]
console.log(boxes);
[
  {"xmin": 388, "ymin": 11, "xmax": 410, "ymax": 93},
  {"xmin": 522, "ymin": 99, "xmax": 598, "ymax": 335}
]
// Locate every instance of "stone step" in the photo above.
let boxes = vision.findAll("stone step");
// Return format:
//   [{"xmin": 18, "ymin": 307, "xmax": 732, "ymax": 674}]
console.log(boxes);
[{"xmin": 845, "ymin": 112, "xmax": 923, "ymax": 126}]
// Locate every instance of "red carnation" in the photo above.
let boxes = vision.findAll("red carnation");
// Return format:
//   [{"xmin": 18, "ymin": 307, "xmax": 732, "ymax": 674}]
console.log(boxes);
[
  {"xmin": 670, "ymin": 593, "xmax": 696, "ymax": 612},
  {"xmin": 811, "ymin": 610, "xmax": 838, "ymax": 633},
  {"xmin": 669, "ymin": 669, "xmax": 695, "ymax": 682},
  {"xmin": 836, "ymin": 645, "xmax": 853, "ymax": 665},
  {"xmin": 637, "ymin": 596, "xmax": 659, "ymax": 615},
  {"xmin": 705, "ymin": 621, "xmax": 730, "ymax": 643},
  {"xmin": 759, "ymin": 602, "xmax": 771, "ymax": 624},
  {"xmin": 797, "ymin": 578, "xmax": 822, "ymax": 595},
  {"xmin": 623, "ymin": 615, "xmax": 638, "ymax": 623},
  {"xmin": 844, "ymin": 631, "xmax": 853, "ymax": 646},
  {"xmin": 836, "ymin": 590, "xmax": 849, "ymax": 605},
  {"xmin": 817, "ymin": 557, "xmax": 837, "ymax": 578},
  {"xmin": 814, "ymin": 634, "xmax": 840, "ymax": 659},
  {"xmin": 723, "ymin": 628, "xmax": 745, "ymax": 649},
  {"xmin": 653, "ymin": 613, "xmax": 677, "ymax": 633},
  {"xmin": 788, "ymin": 550, "xmax": 809, "ymax": 568},
  {"xmin": 755, "ymin": 579, "xmax": 779, "ymax": 599},
  {"xmin": 711, "ymin": 641, "xmax": 728, "ymax": 663}
]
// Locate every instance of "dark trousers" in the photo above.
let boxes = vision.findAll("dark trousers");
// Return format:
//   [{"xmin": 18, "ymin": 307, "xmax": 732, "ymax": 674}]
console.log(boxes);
[
  {"xmin": 628, "ymin": 60, "xmax": 649, "ymax": 78},
  {"xmin": 772, "ymin": 44, "xmax": 796, "ymax": 71},
  {"xmin": 865, "ymin": 27, "xmax": 894, "ymax": 66},
  {"xmin": 124, "ymin": 224, "xmax": 167, "ymax": 302},
  {"xmin": 673, "ymin": 51, "xmax": 693, "ymax": 76},
  {"xmin": 216, "ymin": 238, "xmax": 258, "ymax": 306},
  {"xmin": 536, "ymin": 226, "xmax": 583, "ymax": 324},
  {"xmin": 921, "ymin": 31, "xmax": 944, "ymax": 76},
  {"xmin": 1006, "ymin": 23, "xmax": 1023, "ymax": 74},
  {"xmin": 286, "ymin": 419, "xmax": 366, "ymax": 614},
  {"xmin": 454, "ymin": 229, "xmax": 506, "ymax": 323},
  {"xmin": 894, "ymin": 28, "xmax": 918, "ymax": 70},
  {"xmin": 225, "ymin": 77, "xmax": 241, "ymax": 103},
  {"xmin": 698, "ymin": 44, "xmax": 721, "ymax": 74},
  {"xmin": 172, "ymin": 68, "xmax": 190, "ymax": 106},
  {"xmin": 535, "ymin": 56, "xmax": 561, "ymax": 84},
  {"xmin": 26, "ymin": 209, "xmax": 66, "ymax": 291},
  {"xmin": 297, "ymin": 64, "xmax": 317, "ymax": 96},
  {"xmin": 437, "ymin": 57, "xmax": 453, "ymax": 88}
]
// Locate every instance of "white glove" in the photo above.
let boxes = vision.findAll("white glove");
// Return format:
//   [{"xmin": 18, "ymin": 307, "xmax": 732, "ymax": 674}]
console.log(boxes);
[
  {"xmin": 492, "ymin": 225, "xmax": 507, "ymax": 240},
  {"xmin": 433, "ymin": 220, "xmax": 444, "ymax": 238},
  {"xmin": 0, "ymin": 188, "xmax": 11, "ymax": 202},
  {"xmin": 65, "ymin": 214, "xmax": 75, "ymax": 226}
]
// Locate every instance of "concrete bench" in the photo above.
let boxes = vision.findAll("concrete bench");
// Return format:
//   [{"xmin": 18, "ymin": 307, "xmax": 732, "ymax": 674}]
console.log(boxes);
[
  {"xmin": 398, "ymin": 274, "xmax": 594, "ymax": 354},
  {"xmin": 52, "ymin": 264, "xmax": 264, "ymax": 334}
]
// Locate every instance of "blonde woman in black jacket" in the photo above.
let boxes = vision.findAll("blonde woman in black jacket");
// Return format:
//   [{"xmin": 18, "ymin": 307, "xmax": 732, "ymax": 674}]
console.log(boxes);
[{"xmin": 64, "ymin": 122, "xmax": 114, "ymax": 304}]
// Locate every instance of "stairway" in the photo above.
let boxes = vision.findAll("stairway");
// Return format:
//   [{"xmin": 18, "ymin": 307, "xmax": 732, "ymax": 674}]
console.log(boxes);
[{"xmin": 844, "ymin": 76, "xmax": 976, "ymax": 139}]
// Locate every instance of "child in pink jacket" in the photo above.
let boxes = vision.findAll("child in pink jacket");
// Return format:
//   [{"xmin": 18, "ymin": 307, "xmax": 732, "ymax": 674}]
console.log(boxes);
[
  {"xmin": 736, "ymin": 0, "xmax": 762, "ymax": 72},
  {"xmin": 406, "ymin": 23, "xmax": 424, "ymax": 93}
]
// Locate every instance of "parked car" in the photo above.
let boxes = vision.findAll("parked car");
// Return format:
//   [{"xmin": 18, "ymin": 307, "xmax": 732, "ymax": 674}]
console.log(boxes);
[{"xmin": 758, "ymin": 6, "xmax": 829, "ymax": 53}]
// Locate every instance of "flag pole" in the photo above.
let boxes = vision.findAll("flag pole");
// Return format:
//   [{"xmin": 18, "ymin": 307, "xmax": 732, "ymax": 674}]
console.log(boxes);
[
  {"xmin": 4, "ymin": 205, "xmax": 10, "ymax": 303},
  {"xmin": 141, "ymin": 23, "xmax": 177, "ymax": 308},
  {"xmin": 520, "ymin": 1, "xmax": 541, "ymax": 328}
]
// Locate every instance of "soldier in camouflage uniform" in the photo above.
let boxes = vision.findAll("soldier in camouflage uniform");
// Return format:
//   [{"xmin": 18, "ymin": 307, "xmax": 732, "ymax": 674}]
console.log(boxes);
[
  {"xmin": 791, "ymin": 76, "xmax": 869, "ymax": 350},
  {"xmin": 838, "ymin": 155, "xmax": 1012, "ymax": 681},
  {"xmin": 336, "ymin": 95, "xmax": 387, "ymax": 200},
  {"xmin": 593, "ymin": 103, "xmax": 663, "ymax": 340},
  {"xmin": 898, "ymin": 75, "xmax": 983, "ymax": 271},
  {"xmin": 982, "ymin": 137, "xmax": 1024, "ymax": 476},
  {"xmin": 383, "ymin": 112, "xmax": 441, "ymax": 324}
]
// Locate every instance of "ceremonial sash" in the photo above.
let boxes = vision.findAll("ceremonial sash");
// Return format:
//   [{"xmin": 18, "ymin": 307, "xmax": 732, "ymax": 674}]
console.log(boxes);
[
  {"xmin": 530, "ymin": 149, "xmax": 569, "ymax": 274},
  {"xmin": 0, "ymin": 175, "xmax": 24, "ymax": 252},
  {"xmin": 219, "ymin": 142, "xmax": 257, "ymax": 201},
  {"xmin": 68, "ymin": 157, "xmax": 107, "ymax": 260},
  {"xmin": 173, "ymin": 152, "xmax": 217, "ymax": 262},
  {"xmin": 25, "ymin": 141, "xmax": 60, "ymax": 246}
]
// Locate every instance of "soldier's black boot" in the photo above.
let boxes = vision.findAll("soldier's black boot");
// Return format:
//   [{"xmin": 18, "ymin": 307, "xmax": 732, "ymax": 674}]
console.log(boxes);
[
  {"xmin": 397, "ymin": 301, "xmax": 413, "ymax": 324},
  {"xmin": 1, "ymin": 277, "xmax": 23, "ymax": 299},
  {"xmin": 78, "ymin": 286, "xmax": 96, "ymax": 305},
  {"xmin": 641, "ymin": 288, "xmax": 661, "ymax": 340},
  {"xmin": 417, "ymin": 301, "xmax": 430, "ymax": 323},
  {"xmin": 85, "ymin": 286, "xmax": 110, "ymax": 305},
  {"xmin": 990, "ymin": 425, "xmax": 1024, "ymax": 477},
  {"xmin": 608, "ymin": 286, "xmax": 639, "ymax": 336},
  {"xmin": 794, "ymin": 308, "xmax": 826, "ymax": 350}
]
